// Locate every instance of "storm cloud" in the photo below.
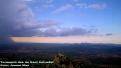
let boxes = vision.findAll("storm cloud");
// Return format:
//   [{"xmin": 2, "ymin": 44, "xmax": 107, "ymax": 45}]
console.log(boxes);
[
  {"xmin": 0, "ymin": 0, "xmax": 38, "ymax": 36},
  {"xmin": 0, "ymin": 0, "xmax": 97, "ymax": 37}
]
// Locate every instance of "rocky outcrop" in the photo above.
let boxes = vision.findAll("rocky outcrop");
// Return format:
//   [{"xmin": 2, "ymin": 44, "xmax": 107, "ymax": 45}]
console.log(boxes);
[{"xmin": 53, "ymin": 53, "xmax": 74, "ymax": 68}]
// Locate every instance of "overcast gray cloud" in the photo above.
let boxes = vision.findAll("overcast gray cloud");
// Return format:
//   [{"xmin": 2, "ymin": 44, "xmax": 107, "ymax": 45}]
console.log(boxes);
[{"xmin": 0, "ymin": 0, "xmax": 97, "ymax": 37}]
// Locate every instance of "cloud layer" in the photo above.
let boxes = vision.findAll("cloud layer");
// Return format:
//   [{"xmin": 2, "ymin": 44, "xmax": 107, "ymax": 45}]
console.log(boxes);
[
  {"xmin": 52, "ymin": 4, "xmax": 73, "ymax": 14},
  {"xmin": 0, "ymin": 0, "xmax": 97, "ymax": 37},
  {"xmin": 76, "ymin": 3, "xmax": 107, "ymax": 10},
  {"xmin": 51, "ymin": 2, "xmax": 107, "ymax": 14}
]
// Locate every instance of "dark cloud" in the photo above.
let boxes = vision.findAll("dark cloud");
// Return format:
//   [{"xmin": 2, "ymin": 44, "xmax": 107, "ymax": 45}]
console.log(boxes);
[
  {"xmin": 0, "ymin": 0, "xmax": 97, "ymax": 37},
  {"xmin": 0, "ymin": 0, "xmax": 61, "ymax": 37},
  {"xmin": 39, "ymin": 20, "xmax": 60, "ymax": 28},
  {"xmin": 59, "ymin": 27, "xmax": 93, "ymax": 36},
  {"xmin": 0, "ymin": 0, "xmax": 38, "ymax": 36},
  {"xmin": 0, "ymin": 37, "xmax": 13, "ymax": 44},
  {"xmin": 105, "ymin": 33, "xmax": 113, "ymax": 36},
  {"xmin": 35, "ymin": 27, "xmax": 97, "ymax": 37}
]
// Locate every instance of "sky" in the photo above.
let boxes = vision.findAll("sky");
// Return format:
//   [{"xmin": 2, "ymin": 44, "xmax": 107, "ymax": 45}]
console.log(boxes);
[{"xmin": 0, "ymin": 0, "xmax": 121, "ymax": 44}]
